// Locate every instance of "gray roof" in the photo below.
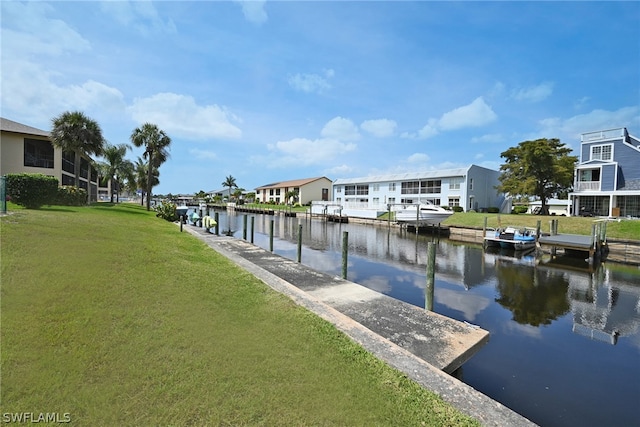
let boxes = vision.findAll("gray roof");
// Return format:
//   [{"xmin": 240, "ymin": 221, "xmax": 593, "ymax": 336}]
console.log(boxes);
[
  {"xmin": 620, "ymin": 179, "xmax": 640, "ymax": 191},
  {"xmin": 0, "ymin": 117, "xmax": 49, "ymax": 138},
  {"xmin": 333, "ymin": 166, "xmax": 472, "ymax": 185}
]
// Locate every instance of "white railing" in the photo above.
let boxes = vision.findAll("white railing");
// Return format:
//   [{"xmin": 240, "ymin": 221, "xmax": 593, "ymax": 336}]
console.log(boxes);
[
  {"xmin": 581, "ymin": 128, "xmax": 625, "ymax": 142},
  {"xmin": 575, "ymin": 181, "xmax": 600, "ymax": 192}
]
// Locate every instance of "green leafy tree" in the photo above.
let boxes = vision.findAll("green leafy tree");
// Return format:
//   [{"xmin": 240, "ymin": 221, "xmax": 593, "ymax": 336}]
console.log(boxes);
[
  {"xmin": 50, "ymin": 111, "xmax": 105, "ymax": 203},
  {"xmin": 98, "ymin": 143, "xmax": 131, "ymax": 203},
  {"xmin": 222, "ymin": 175, "xmax": 237, "ymax": 201},
  {"xmin": 498, "ymin": 138, "xmax": 577, "ymax": 215},
  {"xmin": 285, "ymin": 190, "xmax": 298, "ymax": 205},
  {"xmin": 130, "ymin": 123, "xmax": 171, "ymax": 211},
  {"xmin": 133, "ymin": 157, "xmax": 159, "ymax": 207}
]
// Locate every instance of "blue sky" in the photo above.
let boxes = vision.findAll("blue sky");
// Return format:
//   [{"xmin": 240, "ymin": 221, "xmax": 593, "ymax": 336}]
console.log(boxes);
[{"xmin": 2, "ymin": 1, "xmax": 639, "ymax": 195}]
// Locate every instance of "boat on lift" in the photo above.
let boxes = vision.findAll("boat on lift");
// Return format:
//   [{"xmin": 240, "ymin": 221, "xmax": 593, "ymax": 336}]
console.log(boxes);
[{"xmin": 394, "ymin": 202, "xmax": 454, "ymax": 225}]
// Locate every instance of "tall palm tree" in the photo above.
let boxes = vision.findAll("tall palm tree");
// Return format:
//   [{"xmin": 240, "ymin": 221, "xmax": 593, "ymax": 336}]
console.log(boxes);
[
  {"xmin": 50, "ymin": 111, "xmax": 105, "ymax": 203},
  {"xmin": 222, "ymin": 175, "xmax": 237, "ymax": 202},
  {"xmin": 98, "ymin": 143, "xmax": 130, "ymax": 203},
  {"xmin": 133, "ymin": 157, "xmax": 159, "ymax": 207},
  {"xmin": 130, "ymin": 123, "xmax": 171, "ymax": 210}
]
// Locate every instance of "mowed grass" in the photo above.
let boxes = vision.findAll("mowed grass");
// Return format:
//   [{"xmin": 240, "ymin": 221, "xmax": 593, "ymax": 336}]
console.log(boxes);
[
  {"xmin": 1, "ymin": 203, "xmax": 478, "ymax": 426},
  {"xmin": 442, "ymin": 212, "xmax": 640, "ymax": 240}
]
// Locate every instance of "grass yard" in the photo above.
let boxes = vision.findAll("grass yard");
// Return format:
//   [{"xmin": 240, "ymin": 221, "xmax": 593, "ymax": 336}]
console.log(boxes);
[
  {"xmin": 1, "ymin": 203, "xmax": 478, "ymax": 426},
  {"xmin": 442, "ymin": 212, "xmax": 640, "ymax": 240}
]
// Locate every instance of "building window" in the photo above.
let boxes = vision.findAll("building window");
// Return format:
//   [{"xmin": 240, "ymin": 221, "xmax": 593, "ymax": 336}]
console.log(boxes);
[
  {"xmin": 401, "ymin": 181, "xmax": 420, "ymax": 194},
  {"xmin": 80, "ymin": 157, "xmax": 89, "ymax": 179},
  {"xmin": 388, "ymin": 183, "xmax": 396, "ymax": 191},
  {"xmin": 62, "ymin": 174, "xmax": 74, "ymax": 186},
  {"xmin": 388, "ymin": 197, "xmax": 395, "ymax": 205},
  {"xmin": 372, "ymin": 184, "xmax": 379, "ymax": 191},
  {"xmin": 450, "ymin": 177, "xmax": 462, "ymax": 190},
  {"xmin": 372, "ymin": 197, "xmax": 380, "ymax": 205},
  {"xmin": 469, "ymin": 178, "xmax": 474, "ymax": 190},
  {"xmin": 579, "ymin": 169, "xmax": 600, "ymax": 181},
  {"xmin": 275, "ymin": 189, "xmax": 281, "ymax": 195},
  {"xmin": 24, "ymin": 138, "xmax": 54, "ymax": 168},
  {"xmin": 336, "ymin": 186, "xmax": 342, "ymax": 193},
  {"xmin": 425, "ymin": 198, "xmax": 441, "ymax": 206},
  {"xmin": 448, "ymin": 197, "xmax": 460, "ymax": 207},
  {"xmin": 62, "ymin": 151, "xmax": 75, "ymax": 174},
  {"xmin": 336, "ymin": 197, "xmax": 342, "ymax": 204},
  {"xmin": 356, "ymin": 185, "xmax": 368, "ymax": 195},
  {"xmin": 269, "ymin": 189, "xmax": 274, "ymax": 196},
  {"xmin": 420, "ymin": 180, "xmax": 441, "ymax": 194},
  {"xmin": 345, "ymin": 185, "xmax": 356, "ymax": 195},
  {"xmin": 591, "ymin": 144, "xmax": 612, "ymax": 161}
]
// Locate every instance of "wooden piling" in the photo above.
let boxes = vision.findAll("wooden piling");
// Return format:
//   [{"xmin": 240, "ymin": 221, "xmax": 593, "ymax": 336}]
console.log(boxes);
[
  {"xmin": 250, "ymin": 216, "xmax": 255, "ymax": 244},
  {"xmin": 297, "ymin": 224, "xmax": 303, "ymax": 263},
  {"xmin": 342, "ymin": 231, "xmax": 349, "ymax": 279},
  {"xmin": 269, "ymin": 219, "xmax": 274, "ymax": 252},
  {"xmin": 425, "ymin": 242, "xmax": 435, "ymax": 311}
]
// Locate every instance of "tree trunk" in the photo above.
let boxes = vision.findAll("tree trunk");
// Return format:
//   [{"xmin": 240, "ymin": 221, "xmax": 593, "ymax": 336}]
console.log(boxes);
[
  {"xmin": 146, "ymin": 152, "xmax": 153, "ymax": 211},
  {"xmin": 110, "ymin": 178, "xmax": 115, "ymax": 203}
]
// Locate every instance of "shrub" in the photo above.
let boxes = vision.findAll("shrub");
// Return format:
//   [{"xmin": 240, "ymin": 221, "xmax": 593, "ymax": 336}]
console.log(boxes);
[
  {"xmin": 154, "ymin": 200, "xmax": 179, "ymax": 222},
  {"xmin": 452, "ymin": 206, "xmax": 464, "ymax": 213},
  {"xmin": 512, "ymin": 206, "xmax": 529, "ymax": 214},
  {"xmin": 57, "ymin": 186, "xmax": 87, "ymax": 206},
  {"xmin": 6, "ymin": 173, "xmax": 58, "ymax": 209},
  {"xmin": 487, "ymin": 207, "xmax": 500, "ymax": 213}
]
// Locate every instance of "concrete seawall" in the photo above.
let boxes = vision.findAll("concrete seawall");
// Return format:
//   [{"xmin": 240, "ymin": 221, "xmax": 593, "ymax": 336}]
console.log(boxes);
[{"xmin": 183, "ymin": 225, "xmax": 537, "ymax": 427}]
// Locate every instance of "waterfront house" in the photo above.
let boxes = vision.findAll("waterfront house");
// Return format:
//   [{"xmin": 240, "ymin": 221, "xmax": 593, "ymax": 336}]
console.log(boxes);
[
  {"xmin": 569, "ymin": 128, "xmax": 640, "ymax": 218},
  {"xmin": 0, "ymin": 117, "xmax": 103, "ymax": 202},
  {"xmin": 255, "ymin": 176, "xmax": 332, "ymax": 205},
  {"xmin": 329, "ymin": 165, "xmax": 505, "ymax": 218}
]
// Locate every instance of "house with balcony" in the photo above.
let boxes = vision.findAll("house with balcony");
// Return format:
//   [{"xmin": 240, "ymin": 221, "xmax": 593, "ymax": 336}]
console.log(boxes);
[
  {"xmin": 569, "ymin": 127, "xmax": 640, "ymax": 218},
  {"xmin": 1, "ymin": 117, "xmax": 104, "ymax": 202},
  {"xmin": 255, "ymin": 176, "xmax": 332, "ymax": 205}
]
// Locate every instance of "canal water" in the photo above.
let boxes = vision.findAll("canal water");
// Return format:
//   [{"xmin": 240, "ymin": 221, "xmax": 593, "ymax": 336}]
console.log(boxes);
[{"xmin": 206, "ymin": 210, "xmax": 640, "ymax": 427}]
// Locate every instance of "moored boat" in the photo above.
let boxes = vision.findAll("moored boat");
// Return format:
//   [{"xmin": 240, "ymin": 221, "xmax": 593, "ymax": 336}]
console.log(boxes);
[
  {"xmin": 484, "ymin": 226, "xmax": 537, "ymax": 251},
  {"xmin": 394, "ymin": 203, "xmax": 453, "ymax": 225}
]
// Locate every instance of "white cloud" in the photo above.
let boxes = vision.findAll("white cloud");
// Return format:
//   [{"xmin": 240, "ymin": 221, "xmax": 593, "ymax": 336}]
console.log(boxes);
[
  {"xmin": 100, "ymin": 0, "xmax": 176, "ymax": 35},
  {"xmin": 188, "ymin": 148, "xmax": 218, "ymax": 160},
  {"xmin": 288, "ymin": 70, "xmax": 334, "ymax": 94},
  {"xmin": 266, "ymin": 137, "xmax": 356, "ymax": 167},
  {"xmin": 361, "ymin": 119, "xmax": 397, "ymax": 138},
  {"xmin": 1, "ymin": 2, "xmax": 91, "ymax": 56},
  {"xmin": 402, "ymin": 98, "xmax": 497, "ymax": 140},
  {"xmin": 233, "ymin": 0, "xmax": 268, "ymax": 25},
  {"xmin": 407, "ymin": 153, "xmax": 430, "ymax": 164},
  {"xmin": 321, "ymin": 117, "xmax": 360, "ymax": 141},
  {"xmin": 438, "ymin": 97, "xmax": 497, "ymax": 130},
  {"xmin": 471, "ymin": 133, "xmax": 506, "ymax": 144},
  {"xmin": 511, "ymin": 82, "xmax": 554, "ymax": 102},
  {"xmin": 128, "ymin": 93, "xmax": 242, "ymax": 140},
  {"xmin": 326, "ymin": 164, "xmax": 354, "ymax": 176},
  {"xmin": 538, "ymin": 106, "xmax": 640, "ymax": 142}
]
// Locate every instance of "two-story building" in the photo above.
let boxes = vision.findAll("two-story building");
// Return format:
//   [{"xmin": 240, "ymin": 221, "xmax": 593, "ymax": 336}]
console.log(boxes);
[
  {"xmin": 570, "ymin": 127, "xmax": 640, "ymax": 218},
  {"xmin": 255, "ymin": 176, "xmax": 332, "ymax": 205},
  {"xmin": 1, "ymin": 117, "xmax": 104, "ymax": 202},
  {"xmin": 331, "ymin": 165, "xmax": 504, "ymax": 216}
]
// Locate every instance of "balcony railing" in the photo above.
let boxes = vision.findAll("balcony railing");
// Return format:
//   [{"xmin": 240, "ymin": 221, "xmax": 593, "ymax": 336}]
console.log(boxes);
[
  {"xmin": 581, "ymin": 128, "xmax": 625, "ymax": 142},
  {"xmin": 575, "ymin": 181, "xmax": 600, "ymax": 192}
]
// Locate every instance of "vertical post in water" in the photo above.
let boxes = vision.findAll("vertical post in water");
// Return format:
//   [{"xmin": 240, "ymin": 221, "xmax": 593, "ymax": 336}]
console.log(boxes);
[
  {"xmin": 250, "ymin": 216, "xmax": 255, "ymax": 244},
  {"xmin": 214, "ymin": 212, "xmax": 219, "ymax": 236},
  {"xmin": 536, "ymin": 220, "xmax": 541, "ymax": 238},
  {"xmin": 269, "ymin": 219, "xmax": 274, "ymax": 252},
  {"xmin": 243, "ymin": 215, "xmax": 248, "ymax": 240},
  {"xmin": 342, "ymin": 231, "xmax": 349, "ymax": 279},
  {"xmin": 425, "ymin": 241, "xmax": 436, "ymax": 311},
  {"xmin": 297, "ymin": 224, "xmax": 303, "ymax": 263}
]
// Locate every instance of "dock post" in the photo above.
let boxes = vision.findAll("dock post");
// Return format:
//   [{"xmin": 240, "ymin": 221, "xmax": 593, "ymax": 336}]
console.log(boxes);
[
  {"xmin": 180, "ymin": 215, "xmax": 183, "ymax": 232},
  {"xmin": 214, "ymin": 212, "xmax": 219, "ymax": 236},
  {"xmin": 536, "ymin": 220, "xmax": 541, "ymax": 238},
  {"xmin": 342, "ymin": 231, "xmax": 349, "ymax": 279},
  {"xmin": 250, "ymin": 216, "xmax": 255, "ymax": 244},
  {"xmin": 242, "ymin": 215, "xmax": 247, "ymax": 240},
  {"xmin": 425, "ymin": 242, "xmax": 436, "ymax": 311},
  {"xmin": 482, "ymin": 217, "xmax": 487, "ymax": 249},
  {"xmin": 297, "ymin": 224, "xmax": 303, "ymax": 263},
  {"xmin": 269, "ymin": 219, "xmax": 274, "ymax": 252}
]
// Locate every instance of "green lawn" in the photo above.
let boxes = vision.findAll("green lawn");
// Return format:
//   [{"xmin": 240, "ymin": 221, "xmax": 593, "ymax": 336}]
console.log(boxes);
[
  {"xmin": 1, "ymin": 203, "xmax": 478, "ymax": 426},
  {"xmin": 441, "ymin": 212, "xmax": 640, "ymax": 240}
]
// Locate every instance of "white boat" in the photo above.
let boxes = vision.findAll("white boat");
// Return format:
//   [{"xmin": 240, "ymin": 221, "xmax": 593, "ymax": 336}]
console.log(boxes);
[
  {"xmin": 484, "ymin": 226, "xmax": 537, "ymax": 251},
  {"xmin": 394, "ymin": 203, "xmax": 453, "ymax": 225}
]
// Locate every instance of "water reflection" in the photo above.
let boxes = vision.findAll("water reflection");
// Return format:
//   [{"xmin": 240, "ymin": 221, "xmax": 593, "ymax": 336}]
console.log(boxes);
[{"xmin": 212, "ymin": 210, "xmax": 640, "ymax": 427}]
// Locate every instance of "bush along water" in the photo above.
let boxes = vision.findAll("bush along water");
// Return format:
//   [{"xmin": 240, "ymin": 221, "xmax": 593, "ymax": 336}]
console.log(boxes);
[{"xmin": 154, "ymin": 200, "xmax": 179, "ymax": 222}]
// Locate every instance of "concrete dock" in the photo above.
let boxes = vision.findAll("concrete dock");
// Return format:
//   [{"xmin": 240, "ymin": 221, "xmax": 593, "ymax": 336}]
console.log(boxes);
[{"xmin": 183, "ymin": 225, "xmax": 537, "ymax": 426}]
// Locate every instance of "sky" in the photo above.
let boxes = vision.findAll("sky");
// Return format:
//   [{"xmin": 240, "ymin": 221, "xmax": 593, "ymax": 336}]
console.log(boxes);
[{"xmin": 2, "ymin": 1, "xmax": 639, "ymax": 195}]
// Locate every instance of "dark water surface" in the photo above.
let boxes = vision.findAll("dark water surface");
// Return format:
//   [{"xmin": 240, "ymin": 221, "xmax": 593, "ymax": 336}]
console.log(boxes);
[{"xmin": 208, "ymin": 210, "xmax": 640, "ymax": 427}]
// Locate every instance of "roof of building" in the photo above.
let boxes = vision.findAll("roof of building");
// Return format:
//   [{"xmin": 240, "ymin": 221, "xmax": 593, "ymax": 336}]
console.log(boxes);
[
  {"xmin": 333, "ymin": 167, "xmax": 475, "ymax": 185},
  {"xmin": 0, "ymin": 117, "xmax": 49, "ymax": 138},
  {"xmin": 255, "ymin": 176, "xmax": 330, "ymax": 190}
]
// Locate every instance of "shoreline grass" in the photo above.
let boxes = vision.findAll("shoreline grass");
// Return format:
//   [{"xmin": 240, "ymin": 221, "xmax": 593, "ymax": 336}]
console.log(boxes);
[{"xmin": 1, "ymin": 203, "xmax": 479, "ymax": 426}]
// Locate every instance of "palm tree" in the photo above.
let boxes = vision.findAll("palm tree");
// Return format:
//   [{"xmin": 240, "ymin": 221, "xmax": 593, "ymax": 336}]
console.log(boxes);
[
  {"xmin": 133, "ymin": 157, "xmax": 159, "ymax": 207},
  {"xmin": 285, "ymin": 190, "xmax": 298, "ymax": 205},
  {"xmin": 98, "ymin": 143, "xmax": 130, "ymax": 203},
  {"xmin": 50, "ymin": 111, "xmax": 105, "ymax": 203},
  {"xmin": 130, "ymin": 123, "xmax": 171, "ymax": 210},
  {"xmin": 222, "ymin": 175, "xmax": 237, "ymax": 202}
]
